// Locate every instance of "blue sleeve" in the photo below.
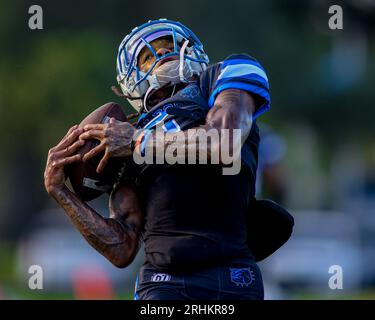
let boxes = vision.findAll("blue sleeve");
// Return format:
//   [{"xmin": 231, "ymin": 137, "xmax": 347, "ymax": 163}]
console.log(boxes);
[{"xmin": 208, "ymin": 54, "xmax": 270, "ymax": 120}]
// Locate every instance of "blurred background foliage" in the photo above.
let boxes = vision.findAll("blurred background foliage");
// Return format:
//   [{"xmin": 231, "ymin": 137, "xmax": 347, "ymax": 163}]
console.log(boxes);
[{"xmin": 1, "ymin": 0, "xmax": 375, "ymax": 299}]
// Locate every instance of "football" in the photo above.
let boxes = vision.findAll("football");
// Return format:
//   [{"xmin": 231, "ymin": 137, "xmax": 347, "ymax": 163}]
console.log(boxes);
[{"xmin": 65, "ymin": 102, "xmax": 128, "ymax": 201}]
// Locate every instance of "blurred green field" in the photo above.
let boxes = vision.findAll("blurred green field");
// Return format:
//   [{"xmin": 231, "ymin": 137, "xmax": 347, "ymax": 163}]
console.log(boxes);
[
  {"xmin": 0, "ymin": 243, "xmax": 134, "ymax": 300},
  {"xmin": 2, "ymin": 243, "xmax": 375, "ymax": 300},
  {"xmin": 1, "ymin": 289, "xmax": 134, "ymax": 300}
]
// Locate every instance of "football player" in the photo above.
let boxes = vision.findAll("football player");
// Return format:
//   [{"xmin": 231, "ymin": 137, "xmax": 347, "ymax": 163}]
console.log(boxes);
[{"xmin": 45, "ymin": 19, "xmax": 273, "ymax": 300}]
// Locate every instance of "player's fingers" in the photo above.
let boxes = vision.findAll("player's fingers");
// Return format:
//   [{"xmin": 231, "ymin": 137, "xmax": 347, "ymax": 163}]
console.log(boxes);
[
  {"xmin": 59, "ymin": 125, "xmax": 78, "ymax": 142},
  {"xmin": 79, "ymin": 129, "xmax": 105, "ymax": 141},
  {"xmin": 51, "ymin": 154, "xmax": 81, "ymax": 169},
  {"xmin": 58, "ymin": 124, "xmax": 79, "ymax": 145},
  {"xmin": 64, "ymin": 124, "xmax": 78, "ymax": 137},
  {"xmin": 96, "ymin": 152, "xmax": 110, "ymax": 173},
  {"xmin": 82, "ymin": 142, "xmax": 105, "ymax": 162},
  {"xmin": 52, "ymin": 125, "xmax": 77, "ymax": 150},
  {"xmin": 56, "ymin": 139, "xmax": 85, "ymax": 157},
  {"xmin": 56, "ymin": 127, "xmax": 83, "ymax": 150},
  {"xmin": 83, "ymin": 123, "xmax": 106, "ymax": 131}
]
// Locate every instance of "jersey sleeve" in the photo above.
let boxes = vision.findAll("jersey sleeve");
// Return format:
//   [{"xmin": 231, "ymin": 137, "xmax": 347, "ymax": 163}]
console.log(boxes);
[{"xmin": 207, "ymin": 54, "xmax": 270, "ymax": 120}]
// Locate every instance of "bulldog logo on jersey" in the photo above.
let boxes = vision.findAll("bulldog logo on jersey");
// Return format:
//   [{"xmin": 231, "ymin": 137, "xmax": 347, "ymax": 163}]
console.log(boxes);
[
  {"xmin": 230, "ymin": 267, "xmax": 255, "ymax": 287},
  {"xmin": 180, "ymin": 84, "xmax": 200, "ymax": 99}
]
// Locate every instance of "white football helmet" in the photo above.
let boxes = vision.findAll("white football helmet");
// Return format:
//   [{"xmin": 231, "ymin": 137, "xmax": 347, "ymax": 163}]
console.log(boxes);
[{"xmin": 116, "ymin": 18, "xmax": 209, "ymax": 112}]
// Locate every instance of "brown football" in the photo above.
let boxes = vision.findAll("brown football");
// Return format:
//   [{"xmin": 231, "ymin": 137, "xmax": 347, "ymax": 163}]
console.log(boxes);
[{"xmin": 65, "ymin": 102, "xmax": 128, "ymax": 201}]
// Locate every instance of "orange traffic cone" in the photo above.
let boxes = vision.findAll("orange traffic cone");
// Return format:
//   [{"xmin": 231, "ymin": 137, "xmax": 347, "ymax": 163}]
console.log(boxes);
[{"xmin": 72, "ymin": 264, "xmax": 114, "ymax": 300}]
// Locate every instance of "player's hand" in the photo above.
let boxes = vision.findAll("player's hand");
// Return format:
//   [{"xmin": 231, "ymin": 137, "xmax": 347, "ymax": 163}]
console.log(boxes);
[
  {"xmin": 44, "ymin": 125, "xmax": 85, "ymax": 195},
  {"xmin": 79, "ymin": 118, "xmax": 136, "ymax": 173}
]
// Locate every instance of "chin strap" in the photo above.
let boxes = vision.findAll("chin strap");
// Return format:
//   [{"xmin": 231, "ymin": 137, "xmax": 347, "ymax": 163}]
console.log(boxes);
[
  {"xmin": 143, "ymin": 85, "xmax": 156, "ymax": 112},
  {"xmin": 179, "ymin": 39, "xmax": 189, "ymax": 82}
]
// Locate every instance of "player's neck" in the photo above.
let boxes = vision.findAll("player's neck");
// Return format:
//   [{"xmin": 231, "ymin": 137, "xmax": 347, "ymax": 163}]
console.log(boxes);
[{"xmin": 147, "ymin": 82, "xmax": 189, "ymax": 108}]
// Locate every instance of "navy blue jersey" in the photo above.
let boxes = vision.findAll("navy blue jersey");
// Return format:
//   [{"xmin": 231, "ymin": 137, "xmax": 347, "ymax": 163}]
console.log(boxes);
[
  {"xmin": 132, "ymin": 54, "xmax": 270, "ymax": 271},
  {"xmin": 136, "ymin": 53, "xmax": 270, "ymax": 132}
]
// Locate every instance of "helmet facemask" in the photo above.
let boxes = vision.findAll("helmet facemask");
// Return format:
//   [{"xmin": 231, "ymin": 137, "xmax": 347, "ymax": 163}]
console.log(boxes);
[{"xmin": 116, "ymin": 19, "xmax": 209, "ymax": 112}]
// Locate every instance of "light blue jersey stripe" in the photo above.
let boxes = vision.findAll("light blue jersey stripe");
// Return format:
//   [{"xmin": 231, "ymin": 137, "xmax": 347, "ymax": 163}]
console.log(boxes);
[
  {"xmin": 216, "ymin": 73, "xmax": 269, "ymax": 90},
  {"xmin": 208, "ymin": 82, "xmax": 270, "ymax": 120},
  {"xmin": 222, "ymin": 58, "xmax": 266, "ymax": 71},
  {"xmin": 218, "ymin": 64, "xmax": 268, "ymax": 82}
]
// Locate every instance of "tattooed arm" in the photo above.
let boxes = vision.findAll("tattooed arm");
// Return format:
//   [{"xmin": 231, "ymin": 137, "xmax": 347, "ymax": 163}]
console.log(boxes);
[
  {"xmin": 44, "ymin": 125, "xmax": 143, "ymax": 268},
  {"xmin": 141, "ymin": 88, "xmax": 257, "ymax": 163},
  {"xmin": 79, "ymin": 89, "xmax": 257, "ymax": 171}
]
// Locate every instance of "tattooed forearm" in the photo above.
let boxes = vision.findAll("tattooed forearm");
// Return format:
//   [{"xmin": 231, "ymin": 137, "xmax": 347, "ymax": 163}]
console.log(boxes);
[
  {"xmin": 143, "ymin": 89, "xmax": 256, "ymax": 163},
  {"xmin": 50, "ymin": 186, "xmax": 140, "ymax": 268}
]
